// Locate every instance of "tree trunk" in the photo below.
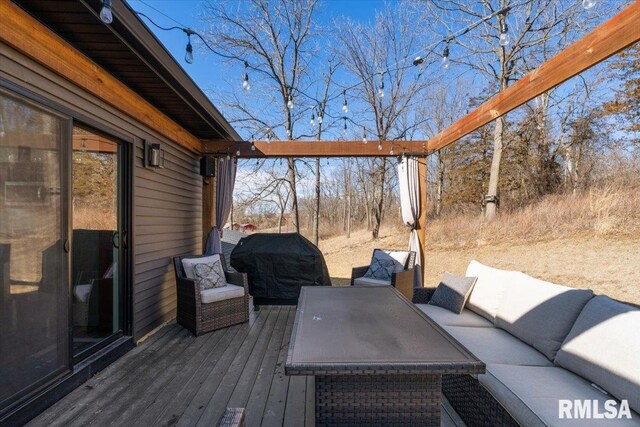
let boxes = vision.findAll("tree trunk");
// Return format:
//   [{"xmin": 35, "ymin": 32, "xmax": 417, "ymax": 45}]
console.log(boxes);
[
  {"xmin": 372, "ymin": 157, "xmax": 386, "ymax": 238},
  {"xmin": 435, "ymin": 152, "xmax": 445, "ymax": 216},
  {"xmin": 287, "ymin": 158, "xmax": 300, "ymax": 232},
  {"xmin": 313, "ymin": 157, "xmax": 320, "ymax": 245},
  {"xmin": 485, "ymin": 116, "xmax": 504, "ymax": 220}
]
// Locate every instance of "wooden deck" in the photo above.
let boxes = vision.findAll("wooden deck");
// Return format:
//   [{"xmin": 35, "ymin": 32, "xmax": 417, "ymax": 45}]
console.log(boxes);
[{"xmin": 29, "ymin": 305, "xmax": 464, "ymax": 427}]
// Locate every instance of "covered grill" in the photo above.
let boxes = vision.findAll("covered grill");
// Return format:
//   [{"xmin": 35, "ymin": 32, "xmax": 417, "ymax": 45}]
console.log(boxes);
[{"xmin": 230, "ymin": 233, "xmax": 331, "ymax": 309}]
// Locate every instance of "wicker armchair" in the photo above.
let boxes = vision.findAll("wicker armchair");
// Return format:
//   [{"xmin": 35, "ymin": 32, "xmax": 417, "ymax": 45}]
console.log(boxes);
[
  {"xmin": 173, "ymin": 254, "xmax": 249, "ymax": 336},
  {"xmin": 351, "ymin": 249, "xmax": 417, "ymax": 300}
]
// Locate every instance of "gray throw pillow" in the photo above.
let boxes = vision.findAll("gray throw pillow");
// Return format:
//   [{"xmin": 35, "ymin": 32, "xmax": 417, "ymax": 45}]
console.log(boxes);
[
  {"xmin": 194, "ymin": 260, "xmax": 227, "ymax": 290},
  {"xmin": 363, "ymin": 255, "xmax": 396, "ymax": 281},
  {"xmin": 428, "ymin": 272, "xmax": 477, "ymax": 314}
]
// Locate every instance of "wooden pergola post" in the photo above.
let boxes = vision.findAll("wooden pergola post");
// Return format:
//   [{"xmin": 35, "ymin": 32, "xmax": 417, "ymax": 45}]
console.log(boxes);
[
  {"xmin": 202, "ymin": 175, "xmax": 216, "ymax": 250},
  {"xmin": 417, "ymin": 157, "xmax": 428, "ymax": 287}
]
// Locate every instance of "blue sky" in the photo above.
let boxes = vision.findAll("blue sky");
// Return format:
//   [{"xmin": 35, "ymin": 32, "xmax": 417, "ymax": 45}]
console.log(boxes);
[{"xmin": 128, "ymin": 0, "xmax": 382, "ymax": 106}]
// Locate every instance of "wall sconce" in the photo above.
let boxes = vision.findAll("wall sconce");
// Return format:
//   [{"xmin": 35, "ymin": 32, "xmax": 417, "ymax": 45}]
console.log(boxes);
[
  {"xmin": 145, "ymin": 140, "xmax": 164, "ymax": 168},
  {"xmin": 199, "ymin": 156, "xmax": 216, "ymax": 177}
]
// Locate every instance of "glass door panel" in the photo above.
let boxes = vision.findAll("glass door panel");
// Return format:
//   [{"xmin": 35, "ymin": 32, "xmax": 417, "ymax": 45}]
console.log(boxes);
[
  {"xmin": 0, "ymin": 92, "xmax": 69, "ymax": 411},
  {"xmin": 71, "ymin": 126, "xmax": 122, "ymax": 358}
]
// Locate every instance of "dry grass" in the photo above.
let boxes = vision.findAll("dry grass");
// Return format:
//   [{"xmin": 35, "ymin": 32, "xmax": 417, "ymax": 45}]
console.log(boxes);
[{"xmin": 321, "ymin": 187, "xmax": 640, "ymax": 305}]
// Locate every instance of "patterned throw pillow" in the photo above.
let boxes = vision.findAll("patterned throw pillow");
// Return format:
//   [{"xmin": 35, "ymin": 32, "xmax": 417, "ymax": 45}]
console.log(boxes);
[
  {"xmin": 193, "ymin": 260, "xmax": 227, "ymax": 290},
  {"xmin": 363, "ymin": 256, "xmax": 396, "ymax": 281},
  {"xmin": 428, "ymin": 272, "xmax": 477, "ymax": 314}
]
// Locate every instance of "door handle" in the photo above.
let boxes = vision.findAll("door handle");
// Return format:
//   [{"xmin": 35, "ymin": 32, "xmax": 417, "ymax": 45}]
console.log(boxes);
[
  {"xmin": 122, "ymin": 231, "xmax": 128, "ymax": 249},
  {"xmin": 63, "ymin": 239, "xmax": 70, "ymax": 253},
  {"xmin": 112, "ymin": 231, "xmax": 119, "ymax": 249}
]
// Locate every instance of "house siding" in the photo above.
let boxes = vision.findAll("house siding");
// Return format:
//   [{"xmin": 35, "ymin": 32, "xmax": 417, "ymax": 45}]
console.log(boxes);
[{"xmin": 1, "ymin": 42, "xmax": 203, "ymax": 341}]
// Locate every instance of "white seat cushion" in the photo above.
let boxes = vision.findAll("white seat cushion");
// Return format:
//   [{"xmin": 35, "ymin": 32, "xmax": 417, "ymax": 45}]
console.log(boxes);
[
  {"xmin": 555, "ymin": 296, "xmax": 640, "ymax": 414},
  {"xmin": 465, "ymin": 260, "xmax": 518, "ymax": 322},
  {"xmin": 495, "ymin": 272, "xmax": 593, "ymax": 360},
  {"xmin": 416, "ymin": 304, "xmax": 493, "ymax": 328},
  {"xmin": 353, "ymin": 277, "xmax": 391, "ymax": 286},
  {"xmin": 200, "ymin": 284, "xmax": 245, "ymax": 304},
  {"xmin": 445, "ymin": 326, "xmax": 552, "ymax": 366},
  {"xmin": 480, "ymin": 364, "xmax": 640, "ymax": 427}
]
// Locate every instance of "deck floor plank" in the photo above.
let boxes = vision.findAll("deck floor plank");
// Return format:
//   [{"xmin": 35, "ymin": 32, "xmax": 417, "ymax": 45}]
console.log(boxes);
[{"xmin": 28, "ymin": 305, "xmax": 463, "ymax": 427}]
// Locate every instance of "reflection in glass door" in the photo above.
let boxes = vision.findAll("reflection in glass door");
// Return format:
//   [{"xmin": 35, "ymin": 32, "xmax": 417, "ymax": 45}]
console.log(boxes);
[
  {"xmin": 71, "ymin": 126, "xmax": 122, "ymax": 358},
  {"xmin": 0, "ymin": 92, "xmax": 69, "ymax": 413}
]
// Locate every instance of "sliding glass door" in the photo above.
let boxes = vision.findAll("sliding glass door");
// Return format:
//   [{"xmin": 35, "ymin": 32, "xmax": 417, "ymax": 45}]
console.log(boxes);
[
  {"xmin": 0, "ymin": 89, "xmax": 130, "ymax": 415},
  {"xmin": 0, "ymin": 91, "xmax": 69, "ymax": 411},
  {"xmin": 71, "ymin": 125, "xmax": 124, "ymax": 359}
]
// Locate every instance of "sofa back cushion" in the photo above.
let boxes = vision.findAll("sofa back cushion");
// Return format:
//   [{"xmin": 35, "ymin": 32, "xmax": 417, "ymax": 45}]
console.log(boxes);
[
  {"xmin": 465, "ymin": 260, "xmax": 516, "ymax": 322},
  {"xmin": 555, "ymin": 296, "xmax": 640, "ymax": 413},
  {"xmin": 495, "ymin": 272, "xmax": 593, "ymax": 360}
]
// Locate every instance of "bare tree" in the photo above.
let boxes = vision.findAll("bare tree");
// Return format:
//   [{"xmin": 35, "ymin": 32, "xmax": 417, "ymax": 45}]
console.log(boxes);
[
  {"xmin": 336, "ymin": 1, "xmax": 434, "ymax": 238},
  {"xmin": 430, "ymin": 0, "xmax": 609, "ymax": 219},
  {"xmin": 202, "ymin": 0, "xmax": 322, "ymax": 233}
]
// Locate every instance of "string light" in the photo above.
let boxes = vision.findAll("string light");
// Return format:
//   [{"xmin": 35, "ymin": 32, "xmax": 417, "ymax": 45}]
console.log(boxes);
[
  {"xmin": 362, "ymin": 127, "xmax": 367, "ymax": 144},
  {"xmin": 236, "ymin": 148, "xmax": 241, "ymax": 156},
  {"xmin": 242, "ymin": 61, "xmax": 250, "ymax": 91},
  {"xmin": 442, "ymin": 44, "xmax": 450, "ymax": 69},
  {"xmin": 317, "ymin": 109, "xmax": 323, "ymax": 125},
  {"xmin": 184, "ymin": 29, "xmax": 194, "ymax": 64},
  {"xmin": 377, "ymin": 142, "xmax": 382, "ymax": 151},
  {"xmin": 310, "ymin": 112, "xmax": 316, "ymax": 127},
  {"xmin": 226, "ymin": 153, "xmax": 231, "ymax": 160},
  {"xmin": 378, "ymin": 74, "xmax": 385, "ymax": 99},
  {"xmin": 499, "ymin": 22, "xmax": 510, "ymax": 47},
  {"xmin": 582, "ymin": 0, "xmax": 597, "ymax": 9},
  {"xmin": 390, "ymin": 146, "xmax": 394, "ymax": 156},
  {"xmin": 287, "ymin": 94, "xmax": 294, "ymax": 110},
  {"xmin": 100, "ymin": 0, "xmax": 113, "ymax": 24},
  {"xmin": 342, "ymin": 117, "xmax": 348, "ymax": 137},
  {"xmin": 342, "ymin": 90, "xmax": 348, "ymax": 114}
]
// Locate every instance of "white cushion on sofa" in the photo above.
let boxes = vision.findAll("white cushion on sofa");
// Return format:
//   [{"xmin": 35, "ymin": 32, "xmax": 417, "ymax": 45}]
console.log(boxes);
[
  {"xmin": 445, "ymin": 326, "xmax": 552, "ymax": 367},
  {"xmin": 465, "ymin": 260, "xmax": 517, "ymax": 322},
  {"xmin": 182, "ymin": 255, "xmax": 220, "ymax": 279},
  {"xmin": 200, "ymin": 284, "xmax": 245, "ymax": 304},
  {"xmin": 353, "ymin": 277, "xmax": 390, "ymax": 286},
  {"xmin": 495, "ymin": 272, "xmax": 593, "ymax": 360},
  {"xmin": 480, "ymin": 364, "xmax": 640, "ymax": 427},
  {"xmin": 555, "ymin": 296, "xmax": 640, "ymax": 414},
  {"xmin": 416, "ymin": 304, "xmax": 493, "ymax": 328}
]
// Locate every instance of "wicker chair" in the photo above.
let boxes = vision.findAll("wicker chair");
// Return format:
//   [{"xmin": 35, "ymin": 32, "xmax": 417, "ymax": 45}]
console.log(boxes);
[
  {"xmin": 173, "ymin": 254, "xmax": 249, "ymax": 336},
  {"xmin": 351, "ymin": 249, "xmax": 417, "ymax": 300}
]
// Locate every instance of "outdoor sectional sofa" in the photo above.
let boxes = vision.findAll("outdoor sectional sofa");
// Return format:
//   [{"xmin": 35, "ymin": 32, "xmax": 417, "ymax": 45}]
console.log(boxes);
[{"xmin": 413, "ymin": 260, "xmax": 640, "ymax": 427}]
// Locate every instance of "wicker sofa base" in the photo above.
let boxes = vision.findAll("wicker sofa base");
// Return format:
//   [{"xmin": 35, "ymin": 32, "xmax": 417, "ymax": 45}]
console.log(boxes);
[
  {"xmin": 443, "ymin": 372, "xmax": 519, "ymax": 427},
  {"xmin": 315, "ymin": 373, "xmax": 442, "ymax": 427}
]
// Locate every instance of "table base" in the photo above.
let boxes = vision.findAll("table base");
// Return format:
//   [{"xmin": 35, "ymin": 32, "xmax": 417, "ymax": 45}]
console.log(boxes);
[{"xmin": 315, "ymin": 373, "xmax": 442, "ymax": 427}]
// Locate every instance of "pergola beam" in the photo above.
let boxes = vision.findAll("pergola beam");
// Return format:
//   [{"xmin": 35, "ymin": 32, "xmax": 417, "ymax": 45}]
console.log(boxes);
[{"xmin": 202, "ymin": 140, "xmax": 429, "ymax": 158}]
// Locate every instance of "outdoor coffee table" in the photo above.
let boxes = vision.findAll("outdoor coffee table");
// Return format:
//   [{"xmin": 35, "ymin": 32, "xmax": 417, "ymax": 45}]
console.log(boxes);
[{"xmin": 285, "ymin": 286, "xmax": 485, "ymax": 427}]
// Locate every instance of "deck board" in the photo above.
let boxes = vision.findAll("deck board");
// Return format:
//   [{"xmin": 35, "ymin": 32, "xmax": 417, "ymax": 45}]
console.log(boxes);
[{"xmin": 28, "ymin": 305, "xmax": 463, "ymax": 427}]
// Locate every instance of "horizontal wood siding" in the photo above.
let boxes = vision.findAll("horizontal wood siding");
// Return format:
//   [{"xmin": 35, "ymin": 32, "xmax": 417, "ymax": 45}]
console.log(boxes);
[
  {"xmin": 1, "ymin": 42, "xmax": 203, "ymax": 341},
  {"xmin": 134, "ymin": 142, "xmax": 202, "ymax": 339}
]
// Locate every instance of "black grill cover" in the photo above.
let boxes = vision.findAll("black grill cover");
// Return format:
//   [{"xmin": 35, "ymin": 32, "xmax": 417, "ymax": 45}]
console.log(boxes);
[{"xmin": 230, "ymin": 233, "xmax": 331, "ymax": 301}]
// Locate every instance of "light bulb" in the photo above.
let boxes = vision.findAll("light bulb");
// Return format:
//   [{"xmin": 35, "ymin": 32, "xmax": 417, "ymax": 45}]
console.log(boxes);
[
  {"xmin": 377, "ymin": 143, "xmax": 382, "ymax": 151},
  {"xmin": 310, "ymin": 114, "xmax": 315, "ymax": 126},
  {"xmin": 363, "ymin": 136, "xmax": 367, "ymax": 144},
  {"xmin": 390, "ymin": 147, "xmax": 394, "ymax": 156},
  {"xmin": 582, "ymin": 0, "xmax": 596, "ymax": 9},
  {"xmin": 251, "ymin": 144, "xmax": 256, "ymax": 151},
  {"xmin": 342, "ymin": 103, "xmax": 348, "ymax": 114},
  {"xmin": 226, "ymin": 154, "xmax": 231, "ymax": 161},
  {"xmin": 100, "ymin": 0, "xmax": 113, "ymax": 24},
  {"xmin": 441, "ymin": 55, "xmax": 450, "ymax": 69},
  {"xmin": 242, "ymin": 74, "xmax": 250, "ymax": 91},
  {"xmin": 287, "ymin": 98, "xmax": 293, "ymax": 109},
  {"xmin": 378, "ymin": 87, "xmax": 385, "ymax": 98},
  {"xmin": 317, "ymin": 114, "xmax": 323, "ymax": 124},
  {"xmin": 499, "ymin": 32, "xmax": 510, "ymax": 46},
  {"xmin": 185, "ymin": 41, "xmax": 194, "ymax": 64},
  {"xmin": 236, "ymin": 149, "xmax": 241, "ymax": 156}
]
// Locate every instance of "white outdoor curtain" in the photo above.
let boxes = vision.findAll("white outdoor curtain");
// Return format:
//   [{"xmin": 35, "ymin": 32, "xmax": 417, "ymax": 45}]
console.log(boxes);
[
  {"xmin": 398, "ymin": 156, "xmax": 422, "ymax": 285},
  {"xmin": 205, "ymin": 156, "xmax": 237, "ymax": 255}
]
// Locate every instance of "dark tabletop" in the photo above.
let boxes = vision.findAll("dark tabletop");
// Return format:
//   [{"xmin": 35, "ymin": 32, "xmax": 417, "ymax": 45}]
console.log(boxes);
[{"xmin": 285, "ymin": 286, "xmax": 485, "ymax": 375}]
